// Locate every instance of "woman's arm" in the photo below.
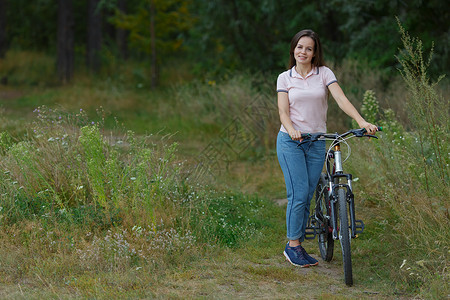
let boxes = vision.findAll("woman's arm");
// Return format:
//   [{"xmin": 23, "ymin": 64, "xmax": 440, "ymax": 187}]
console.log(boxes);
[
  {"xmin": 328, "ymin": 82, "xmax": 378, "ymax": 134},
  {"xmin": 278, "ymin": 92, "xmax": 303, "ymax": 140}
]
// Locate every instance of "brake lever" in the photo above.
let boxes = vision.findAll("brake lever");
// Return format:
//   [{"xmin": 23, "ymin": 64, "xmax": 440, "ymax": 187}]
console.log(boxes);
[
  {"xmin": 296, "ymin": 133, "xmax": 320, "ymax": 146},
  {"xmin": 351, "ymin": 129, "xmax": 366, "ymax": 137},
  {"xmin": 364, "ymin": 134, "xmax": 378, "ymax": 139}
]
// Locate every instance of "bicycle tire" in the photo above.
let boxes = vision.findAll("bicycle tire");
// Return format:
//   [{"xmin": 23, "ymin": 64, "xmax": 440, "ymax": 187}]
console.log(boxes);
[
  {"xmin": 338, "ymin": 188, "xmax": 353, "ymax": 286},
  {"xmin": 315, "ymin": 173, "xmax": 334, "ymax": 261}
]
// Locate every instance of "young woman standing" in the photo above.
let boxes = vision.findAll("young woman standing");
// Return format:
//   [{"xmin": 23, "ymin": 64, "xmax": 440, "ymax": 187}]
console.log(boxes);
[{"xmin": 276, "ymin": 29, "xmax": 378, "ymax": 267}]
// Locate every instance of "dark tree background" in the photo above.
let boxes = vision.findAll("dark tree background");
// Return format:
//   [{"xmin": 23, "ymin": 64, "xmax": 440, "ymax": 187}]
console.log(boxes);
[
  {"xmin": 115, "ymin": 0, "xmax": 128, "ymax": 60},
  {"xmin": 57, "ymin": 0, "xmax": 74, "ymax": 83},
  {"xmin": 0, "ymin": 0, "xmax": 7, "ymax": 59},
  {"xmin": 86, "ymin": 0, "xmax": 102, "ymax": 72},
  {"xmin": 1, "ymin": 0, "xmax": 449, "ymax": 84},
  {"xmin": 188, "ymin": 0, "xmax": 449, "ymax": 74}
]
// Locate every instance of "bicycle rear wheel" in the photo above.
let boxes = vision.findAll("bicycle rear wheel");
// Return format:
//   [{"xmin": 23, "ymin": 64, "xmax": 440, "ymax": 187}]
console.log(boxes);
[
  {"xmin": 338, "ymin": 188, "xmax": 353, "ymax": 286},
  {"xmin": 315, "ymin": 173, "xmax": 334, "ymax": 261}
]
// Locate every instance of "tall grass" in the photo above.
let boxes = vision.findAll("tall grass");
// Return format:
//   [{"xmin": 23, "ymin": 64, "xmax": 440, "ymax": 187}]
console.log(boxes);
[
  {"xmin": 346, "ymin": 23, "xmax": 449, "ymax": 297},
  {"xmin": 0, "ymin": 104, "xmax": 278, "ymax": 297}
]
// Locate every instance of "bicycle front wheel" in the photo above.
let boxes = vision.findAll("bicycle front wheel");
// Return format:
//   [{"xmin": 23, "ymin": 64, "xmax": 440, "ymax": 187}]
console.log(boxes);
[
  {"xmin": 338, "ymin": 188, "xmax": 353, "ymax": 286},
  {"xmin": 316, "ymin": 173, "xmax": 334, "ymax": 261}
]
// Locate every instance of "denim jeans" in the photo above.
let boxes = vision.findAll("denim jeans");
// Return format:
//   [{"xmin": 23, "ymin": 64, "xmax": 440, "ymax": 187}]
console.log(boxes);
[{"xmin": 277, "ymin": 131, "xmax": 326, "ymax": 241}]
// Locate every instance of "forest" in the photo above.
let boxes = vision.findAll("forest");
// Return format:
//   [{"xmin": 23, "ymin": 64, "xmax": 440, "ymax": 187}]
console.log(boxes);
[
  {"xmin": 0, "ymin": 0, "xmax": 449, "ymax": 299},
  {"xmin": 1, "ymin": 0, "xmax": 449, "ymax": 83}
]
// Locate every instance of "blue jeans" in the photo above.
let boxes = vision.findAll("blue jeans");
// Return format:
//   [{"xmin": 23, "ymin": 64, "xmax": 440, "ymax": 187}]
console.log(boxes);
[{"xmin": 277, "ymin": 131, "xmax": 326, "ymax": 241}]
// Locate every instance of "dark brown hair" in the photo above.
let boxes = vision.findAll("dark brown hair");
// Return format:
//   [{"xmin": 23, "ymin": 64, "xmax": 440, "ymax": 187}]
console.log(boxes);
[{"xmin": 288, "ymin": 29, "xmax": 325, "ymax": 69}]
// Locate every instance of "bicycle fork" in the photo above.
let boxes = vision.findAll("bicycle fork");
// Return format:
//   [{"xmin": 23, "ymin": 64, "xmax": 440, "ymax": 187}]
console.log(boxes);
[
  {"xmin": 329, "ymin": 145, "xmax": 364, "ymax": 240},
  {"xmin": 329, "ymin": 180, "xmax": 357, "ymax": 240}
]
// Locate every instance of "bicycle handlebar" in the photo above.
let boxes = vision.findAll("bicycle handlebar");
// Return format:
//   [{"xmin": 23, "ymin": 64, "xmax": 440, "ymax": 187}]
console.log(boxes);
[{"xmin": 300, "ymin": 126, "xmax": 382, "ymax": 142}]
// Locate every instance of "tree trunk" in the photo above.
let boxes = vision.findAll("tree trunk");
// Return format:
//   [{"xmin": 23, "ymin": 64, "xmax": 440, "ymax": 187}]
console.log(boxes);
[
  {"xmin": 149, "ymin": 0, "xmax": 158, "ymax": 88},
  {"xmin": 87, "ymin": 0, "xmax": 102, "ymax": 72},
  {"xmin": 57, "ymin": 0, "xmax": 74, "ymax": 83},
  {"xmin": 116, "ymin": 0, "xmax": 128, "ymax": 60},
  {"xmin": 0, "ymin": 0, "xmax": 8, "ymax": 58}
]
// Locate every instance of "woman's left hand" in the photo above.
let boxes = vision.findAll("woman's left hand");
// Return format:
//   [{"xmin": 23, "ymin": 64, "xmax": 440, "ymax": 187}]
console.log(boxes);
[{"xmin": 358, "ymin": 121, "xmax": 378, "ymax": 135}]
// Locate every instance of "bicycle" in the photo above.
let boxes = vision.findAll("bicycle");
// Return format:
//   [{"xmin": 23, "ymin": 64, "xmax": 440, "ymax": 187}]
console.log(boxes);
[{"xmin": 303, "ymin": 127, "xmax": 381, "ymax": 286}]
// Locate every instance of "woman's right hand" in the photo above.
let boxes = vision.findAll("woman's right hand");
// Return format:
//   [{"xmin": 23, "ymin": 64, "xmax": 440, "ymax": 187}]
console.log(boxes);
[{"xmin": 288, "ymin": 129, "xmax": 303, "ymax": 141}]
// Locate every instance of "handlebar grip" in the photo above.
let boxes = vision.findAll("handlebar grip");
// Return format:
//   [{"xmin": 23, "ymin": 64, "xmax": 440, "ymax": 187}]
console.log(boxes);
[{"xmin": 362, "ymin": 126, "xmax": 383, "ymax": 134}]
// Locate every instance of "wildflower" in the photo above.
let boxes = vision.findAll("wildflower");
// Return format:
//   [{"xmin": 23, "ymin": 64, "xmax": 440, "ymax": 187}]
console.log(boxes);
[{"xmin": 400, "ymin": 259, "xmax": 407, "ymax": 269}]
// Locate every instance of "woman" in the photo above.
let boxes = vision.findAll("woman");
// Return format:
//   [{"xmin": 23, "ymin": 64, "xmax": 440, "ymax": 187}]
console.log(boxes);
[{"xmin": 276, "ymin": 29, "xmax": 377, "ymax": 267}]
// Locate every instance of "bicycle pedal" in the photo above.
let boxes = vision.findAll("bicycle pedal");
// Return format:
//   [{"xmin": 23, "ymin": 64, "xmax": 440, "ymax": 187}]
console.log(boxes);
[
  {"xmin": 304, "ymin": 226, "xmax": 316, "ymax": 240},
  {"xmin": 355, "ymin": 219, "xmax": 365, "ymax": 234}
]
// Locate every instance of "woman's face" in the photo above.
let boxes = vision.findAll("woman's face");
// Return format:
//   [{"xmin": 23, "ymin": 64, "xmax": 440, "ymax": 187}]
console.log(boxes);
[{"xmin": 294, "ymin": 36, "xmax": 315, "ymax": 67}]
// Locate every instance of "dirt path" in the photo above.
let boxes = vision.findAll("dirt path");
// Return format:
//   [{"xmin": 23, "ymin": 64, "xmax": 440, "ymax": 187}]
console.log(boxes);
[
  {"xmin": 150, "ymin": 198, "xmax": 391, "ymax": 299},
  {"xmin": 151, "ymin": 248, "xmax": 390, "ymax": 299}
]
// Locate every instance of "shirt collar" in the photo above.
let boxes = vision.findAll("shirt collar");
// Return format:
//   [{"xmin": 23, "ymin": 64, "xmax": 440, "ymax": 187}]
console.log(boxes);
[{"xmin": 290, "ymin": 66, "xmax": 319, "ymax": 78}]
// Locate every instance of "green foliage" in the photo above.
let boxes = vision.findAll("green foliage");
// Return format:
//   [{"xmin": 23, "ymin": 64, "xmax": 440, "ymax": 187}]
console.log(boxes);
[
  {"xmin": 110, "ymin": 0, "xmax": 194, "ymax": 57},
  {"xmin": 0, "ymin": 106, "xmax": 178, "ymax": 226},
  {"xmin": 79, "ymin": 125, "xmax": 108, "ymax": 208},
  {"xmin": 5, "ymin": 0, "xmax": 57, "ymax": 50},
  {"xmin": 186, "ymin": 191, "xmax": 273, "ymax": 248},
  {"xmin": 189, "ymin": 0, "xmax": 449, "ymax": 74},
  {"xmin": 0, "ymin": 50, "xmax": 56, "ymax": 86},
  {"xmin": 347, "ymin": 24, "xmax": 449, "ymax": 294},
  {"xmin": 0, "ymin": 104, "xmax": 272, "ymax": 254},
  {"xmin": 345, "ymin": 24, "xmax": 449, "ymax": 297},
  {"xmin": 2, "ymin": 0, "xmax": 449, "ymax": 81},
  {"xmin": 360, "ymin": 90, "xmax": 380, "ymax": 124},
  {"xmin": 0, "ymin": 131, "xmax": 13, "ymax": 155},
  {"xmin": 396, "ymin": 18, "xmax": 449, "ymax": 189}
]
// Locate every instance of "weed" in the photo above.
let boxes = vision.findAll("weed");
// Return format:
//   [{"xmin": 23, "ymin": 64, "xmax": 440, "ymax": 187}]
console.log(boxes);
[{"xmin": 346, "ymin": 23, "xmax": 449, "ymax": 296}]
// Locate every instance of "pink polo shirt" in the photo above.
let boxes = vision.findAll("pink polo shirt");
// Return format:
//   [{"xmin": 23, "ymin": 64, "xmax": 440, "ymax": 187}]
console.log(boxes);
[{"xmin": 277, "ymin": 66, "xmax": 337, "ymax": 133}]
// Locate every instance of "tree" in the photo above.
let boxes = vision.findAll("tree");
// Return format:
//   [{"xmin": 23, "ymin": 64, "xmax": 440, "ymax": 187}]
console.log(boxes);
[
  {"xmin": 111, "ymin": 0, "xmax": 194, "ymax": 87},
  {"xmin": 87, "ymin": 0, "xmax": 102, "ymax": 72},
  {"xmin": 149, "ymin": 0, "xmax": 156, "ymax": 87},
  {"xmin": 57, "ymin": 0, "xmax": 74, "ymax": 83},
  {"xmin": 115, "ymin": 0, "xmax": 128, "ymax": 60},
  {"xmin": 0, "ymin": 0, "xmax": 7, "ymax": 58},
  {"xmin": 189, "ymin": 0, "xmax": 450, "ymax": 74}
]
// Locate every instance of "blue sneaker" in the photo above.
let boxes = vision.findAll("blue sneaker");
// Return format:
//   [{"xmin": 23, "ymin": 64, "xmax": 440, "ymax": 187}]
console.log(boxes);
[
  {"xmin": 283, "ymin": 244, "xmax": 310, "ymax": 267},
  {"xmin": 300, "ymin": 246, "xmax": 319, "ymax": 266}
]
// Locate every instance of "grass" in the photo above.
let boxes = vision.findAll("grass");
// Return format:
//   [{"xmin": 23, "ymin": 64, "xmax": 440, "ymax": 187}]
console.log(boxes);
[{"xmin": 0, "ymin": 30, "xmax": 449, "ymax": 298}]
